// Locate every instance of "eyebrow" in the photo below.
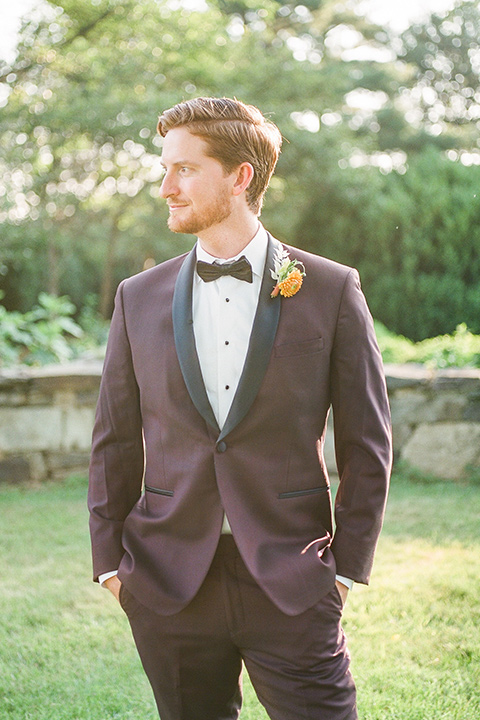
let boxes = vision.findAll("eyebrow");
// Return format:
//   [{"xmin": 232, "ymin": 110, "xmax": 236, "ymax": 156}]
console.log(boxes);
[{"xmin": 159, "ymin": 159, "xmax": 200, "ymax": 168}]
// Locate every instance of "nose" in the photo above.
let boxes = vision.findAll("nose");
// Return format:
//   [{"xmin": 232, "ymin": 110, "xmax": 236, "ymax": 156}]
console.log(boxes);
[{"xmin": 159, "ymin": 169, "xmax": 178, "ymax": 199}]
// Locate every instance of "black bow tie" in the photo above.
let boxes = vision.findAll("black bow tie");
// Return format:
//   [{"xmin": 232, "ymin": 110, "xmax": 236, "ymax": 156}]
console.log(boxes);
[{"xmin": 196, "ymin": 256, "xmax": 253, "ymax": 284}]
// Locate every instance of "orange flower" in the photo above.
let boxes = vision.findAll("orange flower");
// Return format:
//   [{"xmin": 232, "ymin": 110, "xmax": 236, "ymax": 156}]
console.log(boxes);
[
  {"xmin": 277, "ymin": 268, "xmax": 304, "ymax": 297},
  {"xmin": 270, "ymin": 246, "xmax": 306, "ymax": 298}
]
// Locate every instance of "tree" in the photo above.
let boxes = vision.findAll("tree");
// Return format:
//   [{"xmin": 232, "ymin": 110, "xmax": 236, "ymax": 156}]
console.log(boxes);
[
  {"xmin": 298, "ymin": 147, "xmax": 480, "ymax": 339},
  {"xmin": 398, "ymin": 0, "xmax": 480, "ymax": 148},
  {"xmin": 2, "ymin": 0, "xmax": 479, "ymax": 337},
  {"xmin": 0, "ymin": 0, "xmax": 402, "ymax": 314}
]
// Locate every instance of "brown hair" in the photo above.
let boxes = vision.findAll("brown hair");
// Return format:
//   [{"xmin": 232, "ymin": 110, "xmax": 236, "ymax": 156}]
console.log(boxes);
[{"xmin": 157, "ymin": 97, "xmax": 282, "ymax": 215}]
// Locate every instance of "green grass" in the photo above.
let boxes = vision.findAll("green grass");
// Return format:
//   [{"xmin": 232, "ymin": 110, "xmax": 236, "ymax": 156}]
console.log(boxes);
[{"xmin": 0, "ymin": 475, "xmax": 479, "ymax": 719}]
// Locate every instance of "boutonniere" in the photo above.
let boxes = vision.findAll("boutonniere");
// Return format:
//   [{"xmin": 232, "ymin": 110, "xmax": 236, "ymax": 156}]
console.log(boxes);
[{"xmin": 270, "ymin": 247, "xmax": 306, "ymax": 298}]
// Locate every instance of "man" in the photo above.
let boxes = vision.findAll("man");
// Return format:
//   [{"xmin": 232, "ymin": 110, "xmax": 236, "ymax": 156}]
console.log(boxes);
[{"xmin": 88, "ymin": 97, "xmax": 392, "ymax": 720}]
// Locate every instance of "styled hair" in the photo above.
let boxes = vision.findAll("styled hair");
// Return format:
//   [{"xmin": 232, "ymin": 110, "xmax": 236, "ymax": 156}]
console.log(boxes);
[{"xmin": 157, "ymin": 97, "xmax": 282, "ymax": 215}]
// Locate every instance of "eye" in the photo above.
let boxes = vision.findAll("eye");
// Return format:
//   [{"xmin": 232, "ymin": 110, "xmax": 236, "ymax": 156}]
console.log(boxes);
[{"xmin": 179, "ymin": 166, "xmax": 190, "ymax": 175}]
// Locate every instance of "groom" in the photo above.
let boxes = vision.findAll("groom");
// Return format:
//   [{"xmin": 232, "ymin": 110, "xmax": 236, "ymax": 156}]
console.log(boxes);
[{"xmin": 88, "ymin": 96, "xmax": 392, "ymax": 720}]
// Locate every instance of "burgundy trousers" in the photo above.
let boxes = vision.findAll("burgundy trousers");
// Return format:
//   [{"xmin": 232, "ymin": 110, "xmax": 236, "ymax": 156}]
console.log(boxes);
[{"xmin": 119, "ymin": 536, "xmax": 357, "ymax": 720}]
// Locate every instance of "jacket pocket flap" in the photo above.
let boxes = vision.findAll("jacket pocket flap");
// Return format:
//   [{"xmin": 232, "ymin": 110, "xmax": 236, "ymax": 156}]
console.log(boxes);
[
  {"xmin": 145, "ymin": 485, "xmax": 174, "ymax": 497},
  {"xmin": 278, "ymin": 486, "xmax": 329, "ymax": 499}
]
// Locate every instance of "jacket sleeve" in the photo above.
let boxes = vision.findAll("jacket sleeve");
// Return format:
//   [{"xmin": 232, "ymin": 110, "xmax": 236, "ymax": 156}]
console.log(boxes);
[
  {"xmin": 88, "ymin": 281, "xmax": 144, "ymax": 581},
  {"xmin": 329, "ymin": 269, "xmax": 392, "ymax": 584}
]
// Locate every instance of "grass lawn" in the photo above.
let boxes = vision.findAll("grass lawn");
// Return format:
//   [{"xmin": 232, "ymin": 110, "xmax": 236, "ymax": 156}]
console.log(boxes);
[{"xmin": 0, "ymin": 474, "xmax": 479, "ymax": 719}]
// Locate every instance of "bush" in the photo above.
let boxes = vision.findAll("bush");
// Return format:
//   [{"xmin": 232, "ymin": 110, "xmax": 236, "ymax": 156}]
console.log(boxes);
[
  {"xmin": 375, "ymin": 321, "xmax": 480, "ymax": 369},
  {"xmin": 2, "ymin": 292, "xmax": 479, "ymax": 371},
  {"xmin": 298, "ymin": 148, "xmax": 480, "ymax": 341},
  {"xmin": 0, "ymin": 293, "xmax": 83, "ymax": 367}
]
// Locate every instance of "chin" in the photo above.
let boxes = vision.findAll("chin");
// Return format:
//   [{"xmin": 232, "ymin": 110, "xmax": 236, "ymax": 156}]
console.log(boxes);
[
  {"xmin": 168, "ymin": 213, "xmax": 205, "ymax": 236},
  {"xmin": 168, "ymin": 216, "xmax": 190, "ymax": 233},
  {"xmin": 168, "ymin": 220, "xmax": 198, "ymax": 235}
]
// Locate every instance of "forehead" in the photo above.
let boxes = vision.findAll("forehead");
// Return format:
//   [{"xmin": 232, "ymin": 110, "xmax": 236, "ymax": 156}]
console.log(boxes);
[{"xmin": 160, "ymin": 127, "xmax": 213, "ymax": 165}]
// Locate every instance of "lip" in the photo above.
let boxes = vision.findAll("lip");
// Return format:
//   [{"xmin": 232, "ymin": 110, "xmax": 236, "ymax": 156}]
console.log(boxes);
[{"xmin": 168, "ymin": 203, "xmax": 188, "ymax": 210}]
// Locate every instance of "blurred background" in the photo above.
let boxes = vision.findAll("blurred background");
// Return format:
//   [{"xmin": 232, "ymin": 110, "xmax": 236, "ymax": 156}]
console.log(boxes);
[{"xmin": 1, "ymin": 0, "xmax": 480, "ymax": 358}]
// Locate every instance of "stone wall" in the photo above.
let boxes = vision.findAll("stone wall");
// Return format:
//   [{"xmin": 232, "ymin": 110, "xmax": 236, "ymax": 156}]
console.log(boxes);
[
  {"xmin": 0, "ymin": 362, "xmax": 102, "ymax": 483},
  {"xmin": 387, "ymin": 364, "xmax": 480, "ymax": 480},
  {"xmin": 1, "ymin": 362, "xmax": 480, "ymax": 483}
]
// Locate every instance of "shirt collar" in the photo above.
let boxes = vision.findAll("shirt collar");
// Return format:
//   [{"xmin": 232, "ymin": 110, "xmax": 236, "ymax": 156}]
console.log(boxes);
[{"xmin": 195, "ymin": 224, "xmax": 268, "ymax": 281}]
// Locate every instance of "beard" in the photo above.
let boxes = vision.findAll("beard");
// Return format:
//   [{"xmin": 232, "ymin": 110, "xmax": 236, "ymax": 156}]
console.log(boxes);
[{"xmin": 167, "ymin": 187, "xmax": 233, "ymax": 235}]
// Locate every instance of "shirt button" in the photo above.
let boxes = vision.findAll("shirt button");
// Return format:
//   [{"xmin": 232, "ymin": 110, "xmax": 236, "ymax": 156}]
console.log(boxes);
[
  {"xmin": 225, "ymin": 385, "xmax": 230, "ymax": 390},
  {"xmin": 225, "ymin": 341, "xmax": 229, "ymax": 345},
  {"xmin": 217, "ymin": 441, "xmax": 227, "ymax": 453},
  {"xmin": 225, "ymin": 298, "xmax": 230, "ymax": 302}
]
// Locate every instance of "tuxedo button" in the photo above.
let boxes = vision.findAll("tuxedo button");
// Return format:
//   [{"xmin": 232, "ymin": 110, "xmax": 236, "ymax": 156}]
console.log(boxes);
[{"xmin": 217, "ymin": 441, "xmax": 227, "ymax": 453}]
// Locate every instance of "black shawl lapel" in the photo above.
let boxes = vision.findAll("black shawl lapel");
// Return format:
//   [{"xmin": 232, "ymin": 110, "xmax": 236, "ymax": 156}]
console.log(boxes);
[
  {"xmin": 172, "ymin": 247, "xmax": 220, "ymax": 433},
  {"xmin": 218, "ymin": 235, "xmax": 282, "ymax": 442}
]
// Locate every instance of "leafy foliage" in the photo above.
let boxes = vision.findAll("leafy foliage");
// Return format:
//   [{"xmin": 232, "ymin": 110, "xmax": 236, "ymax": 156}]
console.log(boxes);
[
  {"xmin": 376, "ymin": 321, "xmax": 480, "ymax": 369},
  {"xmin": 0, "ymin": 0, "xmax": 404, "ymax": 316},
  {"xmin": 0, "ymin": 292, "xmax": 83, "ymax": 366},
  {"xmin": 398, "ymin": 1, "xmax": 480, "ymax": 144},
  {"xmin": 2, "ymin": 288, "xmax": 478, "ymax": 370},
  {"xmin": 0, "ymin": 0, "xmax": 480, "ymax": 340},
  {"xmin": 300, "ymin": 148, "xmax": 480, "ymax": 340}
]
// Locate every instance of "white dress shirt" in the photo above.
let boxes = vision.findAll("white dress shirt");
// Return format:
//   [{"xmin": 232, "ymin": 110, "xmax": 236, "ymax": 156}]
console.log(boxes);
[
  {"xmin": 99, "ymin": 224, "xmax": 352, "ymax": 590},
  {"xmin": 193, "ymin": 225, "xmax": 267, "ymax": 430}
]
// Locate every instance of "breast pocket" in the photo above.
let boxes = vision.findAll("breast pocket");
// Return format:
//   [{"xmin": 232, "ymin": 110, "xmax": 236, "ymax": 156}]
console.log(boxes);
[{"xmin": 274, "ymin": 337, "xmax": 324, "ymax": 358}]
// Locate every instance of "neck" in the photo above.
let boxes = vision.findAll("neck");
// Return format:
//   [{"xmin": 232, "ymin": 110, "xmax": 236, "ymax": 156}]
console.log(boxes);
[{"xmin": 197, "ymin": 211, "xmax": 260, "ymax": 260}]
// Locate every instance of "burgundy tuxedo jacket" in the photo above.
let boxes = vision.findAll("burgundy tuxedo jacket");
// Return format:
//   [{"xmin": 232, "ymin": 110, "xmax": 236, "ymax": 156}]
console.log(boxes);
[{"xmin": 88, "ymin": 235, "xmax": 392, "ymax": 616}]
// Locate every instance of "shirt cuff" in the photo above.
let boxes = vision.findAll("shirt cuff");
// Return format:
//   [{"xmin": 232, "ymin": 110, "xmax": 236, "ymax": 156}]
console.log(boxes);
[
  {"xmin": 98, "ymin": 570, "xmax": 118, "ymax": 586},
  {"xmin": 335, "ymin": 574, "xmax": 354, "ymax": 590}
]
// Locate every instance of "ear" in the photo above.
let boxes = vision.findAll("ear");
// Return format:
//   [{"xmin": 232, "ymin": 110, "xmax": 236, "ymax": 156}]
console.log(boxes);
[{"xmin": 232, "ymin": 162, "xmax": 254, "ymax": 197}]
